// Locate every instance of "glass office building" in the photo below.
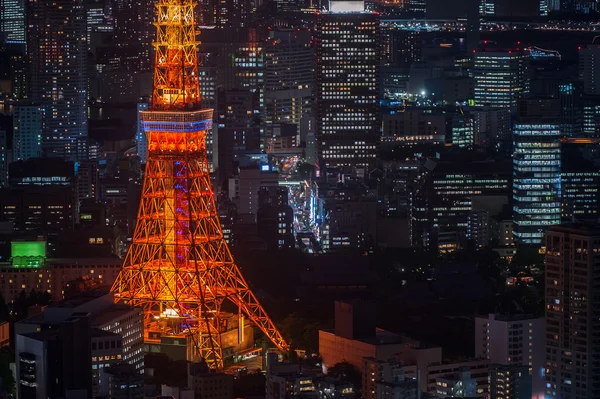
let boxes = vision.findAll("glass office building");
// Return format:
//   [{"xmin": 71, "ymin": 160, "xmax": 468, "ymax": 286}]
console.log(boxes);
[{"xmin": 513, "ymin": 122, "xmax": 561, "ymax": 245}]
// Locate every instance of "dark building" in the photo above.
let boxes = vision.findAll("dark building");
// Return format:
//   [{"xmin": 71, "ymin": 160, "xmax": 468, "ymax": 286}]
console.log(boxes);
[
  {"xmin": 560, "ymin": 140, "xmax": 600, "ymax": 222},
  {"xmin": 198, "ymin": 27, "xmax": 263, "ymax": 183},
  {"xmin": 316, "ymin": 3, "xmax": 380, "ymax": 171},
  {"xmin": 257, "ymin": 186, "xmax": 294, "ymax": 250},
  {"xmin": 334, "ymin": 300, "xmax": 376, "ymax": 340},
  {"xmin": 0, "ymin": 185, "xmax": 74, "ymax": 232},
  {"xmin": 8, "ymin": 158, "xmax": 74, "ymax": 188},
  {"xmin": 489, "ymin": 365, "xmax": 532, "ymax": 399},
  {"xmin": 112, "ymin": 0, "xmax": 154, "ymax": 71},
  {"xmin": 410, "ymin": 155, "xmax": 511, "ymax": 251},
  {"xmin": 263, "ymin": 29, "xmax": 313, "ymax": 130},
  {"xmin": 545, "ymin": 224, "xmax": 600, "ymax": 399},
  {"xmin": 216, "ymin": 88, "xmax": 261, "ymax": 183},
  {"xmin": 26, "ymin": 0, "xmax": 88, "ymax": 161},
  {"xmin": 99, "ymin": 363, "xmax": 144, "ymax": 399},
  {"xmin": 17, "ymin": 314, "xmax": 93, "ymax": 399}
]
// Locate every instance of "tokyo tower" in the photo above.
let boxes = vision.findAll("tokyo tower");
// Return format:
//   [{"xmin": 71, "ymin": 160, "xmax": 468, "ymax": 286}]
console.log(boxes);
[{"xmin": 110, "ymin": 0, "xmax": 288, "ymax": 369}]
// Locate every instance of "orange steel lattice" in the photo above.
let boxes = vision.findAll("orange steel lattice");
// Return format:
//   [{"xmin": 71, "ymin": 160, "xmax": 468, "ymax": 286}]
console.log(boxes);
[{"xmin": 110, "ymin": 0, "xmax": 288, "ymax": 369}]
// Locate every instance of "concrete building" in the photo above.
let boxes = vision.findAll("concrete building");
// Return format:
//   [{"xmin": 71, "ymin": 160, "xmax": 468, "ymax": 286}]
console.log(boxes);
[
  {"xmin": 16, "ymin": 314, "xmax": 93, "ymax": 399},
  {"xmin": 266, "ymin": 353, "xmax": 317, "ymax": 399},
  {"xmin": 16, "ymin": 291, "xmax": 144, "ymax": 374},
  {"xmin": 362, "ymin": 351, "xmax": 489, "ymax": 398},
  {"xmin": 187, "ymin": 362, "xmax": 233, "ymax": 399},
  {"xmin": 545, "ymin": 224, "xmax": 600, "ymax": 399},
  {"xmin": 489, "ymin": 365, "xmax": 532, "ymax": 399},
  {"xmin": 0, "ymin": 244, "xmax": 122, "ymax": 301},
  {"xmin": 99, "ymin": 363, "xmax": 144, "ymax": 399},
  {"xmin": 91, "ymin": 330, "xmax": 123, "ymax": 397},
  {"xmin": 320, "ymin": 302, "xmax": 415, "ymax": 372},
  {"xmin": 431, "ymin": 367, "xmax": 476, "ymax": 398},
  {"xmin": 362, "ymin": 358, "xmax": 418, "ymax": 399},
  {"xmin": 474, "ymin": 313, "xmax": 544, "ymax": 397},
  {"xmin": 382, "ymin": 109, "xmax": 446, "ymax": 147},
  {"xmin": 232, "ymin": 167, "xmax": 279, "ymax": 219}
]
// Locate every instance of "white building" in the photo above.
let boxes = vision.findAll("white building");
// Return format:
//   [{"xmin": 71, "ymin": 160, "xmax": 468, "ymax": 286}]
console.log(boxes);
[
  {"xmin": 474, "ymin": 313, "xmax": 544, "ymax": 398},
  {"xmin": 16, "ymin": 291, "xmax": 144, "ymax": 373}
]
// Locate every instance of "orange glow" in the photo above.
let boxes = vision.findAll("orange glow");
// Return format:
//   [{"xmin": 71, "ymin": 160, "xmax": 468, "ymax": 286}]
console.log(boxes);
[{"xmin": 110, "ymin": 0, "xmax": 288, "ymax": 370}]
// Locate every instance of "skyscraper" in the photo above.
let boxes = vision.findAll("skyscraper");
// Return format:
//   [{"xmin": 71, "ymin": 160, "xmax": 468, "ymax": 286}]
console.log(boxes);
[
  {"xmin": 473, "ymin": 48, "xmax": 530, "ymax": 113},
  {"xmin": 264, "ymin": 29, "xmax": 313, "ymax": 128},
  {"xmin": 316, "ymin": 0, "xmax": 380, "ymax": 170},
  {"xmin": 0, "ymin": 0, "xmax": 25, "ymax": 43},
  {"xmin": 512, "ymin": 98, "xmax": 561, "ymax": 246},
  {"xmin": 26, "ymin": 0, "xmax": 88, "ymax": 161},
  {"xmin": 545, "ymin": 224, "xmax": 600, "ymax": 399}
]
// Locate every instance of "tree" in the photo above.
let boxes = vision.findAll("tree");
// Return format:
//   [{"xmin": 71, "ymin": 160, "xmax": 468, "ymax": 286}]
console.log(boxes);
[
  {"xmin": 0, "ymin": 294, "xmax": 9, "ymax": 323},
  {"xmin": 327, "ymin": 361, "xmax": 362, "ymax": 390},
  {"xmin": 0, "ymin": 347, "xmax": 15, "ymax": 394}
]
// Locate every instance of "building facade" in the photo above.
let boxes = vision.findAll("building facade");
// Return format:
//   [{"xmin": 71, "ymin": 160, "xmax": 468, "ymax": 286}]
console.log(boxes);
[
  {"xmin": 13, "ymin": 105, "xmax": 43, "ymax": 161},
  {"xmin": 512, "ymin": 99, "xmax": 561, "ymax": 245},
  {"xmin": 26, "ymin": 0, "xmax": 88, "ymax": 161},
  {"xmin": 316, "ymin": 1, "xmax": 380, "ymax": 170},
  {"xmin": 545, "ymin": 224, "xmax": 600, "ymax": 399},
  {"xmin": 474, "ymin": 313, "xmax": 545, "ymax": 397},
  {"xmin": 473, "ymin": 49, "xmax": 530, "ymax": 113}
]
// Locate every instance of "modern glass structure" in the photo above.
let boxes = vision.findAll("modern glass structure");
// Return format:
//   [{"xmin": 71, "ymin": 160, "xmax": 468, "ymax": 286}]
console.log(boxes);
[
  {"xmin": 512, "ymin": 120, "xmax": 561, "ymax": 245},
  {"xmin": 316, "ymin": 0, "xmax": 380, "ymax": 170},
  {"xmin": 473, "ymin": 49, "xmax": 530, "ymax": 113},
  {"xmin": 13, "ymin": 105, "xmax": 43, "ymax": 161}
]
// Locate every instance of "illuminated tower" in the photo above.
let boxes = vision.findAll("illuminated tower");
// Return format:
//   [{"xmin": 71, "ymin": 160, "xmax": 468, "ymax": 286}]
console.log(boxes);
[{"xmin": 110, "ymin": 0, "xmax": 288, "ymax": 369}]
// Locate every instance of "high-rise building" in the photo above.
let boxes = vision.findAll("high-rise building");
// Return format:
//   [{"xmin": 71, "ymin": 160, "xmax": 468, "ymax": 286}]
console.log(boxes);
[
  {"xmin": 26, "ymin": 0, "xmax": 88, "ymax": 161},
  {"xmin": 579, "ymin": 45, "xmax": 600, "ymax": 95},
  {"xmin": 558, "ymin": 82, "xmax": 584, "ymax": 137},
  {"xmin": 512, "ymin": 98, "xmax": 561, "ymax": 246},
  {"xmin": 316, "ymin": 0, "xmax": 380, "ymax": 170},
  {"xmin": 474, "ymin": 314, "xmax": 545, "ymax": 397},
  {"xmin": 545, "ymin": 224, "xmax": 600, "ymax": 399},
  {"xmin": 112, "ymin": 0, "xmax": 153, "ymax": 71},
  {"xmin": 0, "ymin": 0, "xmax": 25, "ymax": 43},
  {"xmin": 13, "ymin": 105, "xmax": 42, "ymax": 161},
  {"xmin": 473, "ymin": 49, "xmax": 530, "ymax": 113},
  {"xmin": 561, "ymin": 140, "xmax": 600, "ymax": 222},
  {"xmin": 264, "ymin": 29, "xmax": 313, "ymax": 130}
]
